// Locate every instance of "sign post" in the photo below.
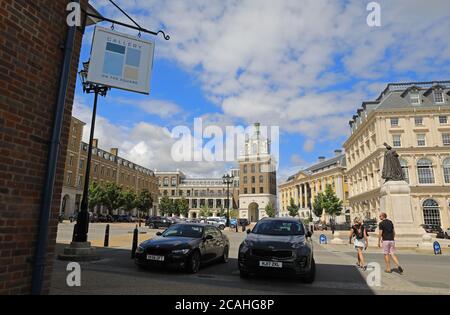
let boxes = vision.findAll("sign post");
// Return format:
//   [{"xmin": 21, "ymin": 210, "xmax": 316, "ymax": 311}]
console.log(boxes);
[
  {"xmin": 433, "ymin": 241, "xmax": 442, "ymax": 255},
  {"xmin": 320, "ymin": 234, "xmax": 328, "ymax": 245}
]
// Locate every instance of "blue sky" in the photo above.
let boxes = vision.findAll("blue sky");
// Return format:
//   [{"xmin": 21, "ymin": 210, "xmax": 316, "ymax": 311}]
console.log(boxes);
[{"xmin": 73, "ymin": 0, "xmax": 450, "ymax": 180}]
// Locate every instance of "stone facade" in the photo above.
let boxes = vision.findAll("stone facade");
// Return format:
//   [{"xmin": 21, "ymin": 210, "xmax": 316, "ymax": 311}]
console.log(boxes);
[
  {"xmin": 279, "ymin": 151, "xmax": 349, "ymax": 224},
  {"xmin": 60, "ymin": 117, "xmax": 160, "ymax": 218},
  {"xmin": 344, "ymin": 81, "xmax": 450, "ymax": 229}
]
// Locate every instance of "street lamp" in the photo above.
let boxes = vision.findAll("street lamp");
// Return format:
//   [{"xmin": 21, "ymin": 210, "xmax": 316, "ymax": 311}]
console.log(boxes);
[
  {"xmin": 222, "ymin": 174, "xmax": 234, "ymax": 228},
  {"xmin": 73, "ymin": 61, "xmax": 109, "ymax": 243}
]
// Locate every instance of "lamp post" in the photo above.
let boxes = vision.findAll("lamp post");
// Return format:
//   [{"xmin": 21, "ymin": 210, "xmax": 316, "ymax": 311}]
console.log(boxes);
[
  {"xmin": 222, "ymin": 174, "xmax": 234, "ymax": 228},
  {"xmin": 73, "ymin": 61, "xmax": 109, "ymax": 243}
]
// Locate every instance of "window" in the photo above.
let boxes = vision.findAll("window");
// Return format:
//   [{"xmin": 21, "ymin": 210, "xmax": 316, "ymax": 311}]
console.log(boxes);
[
  {"xmin": 390, "ymin": 118, "xmax": 399, "ymax": 127},
  {"xmin": 251, "ymin": 164, "xmax": 256, "ymax": 173},
  {"xmin": 79, "ymin": 159, "xmax": 84, "ymax": 170},
  {"xmin": 259, "ymin": 175, "xmax": 264, "ymax": 183},
  {"xmin": 392, "ymin": 135, "xmax": 402, "ymax": 147},
  {"xmin": 251, "ymin": 176, "xmax": 256, "ymax": 184},
  {"xmin": 400, "ymin": 159, "xmax": 409, "ymax": 183},
  {"xmin": 163, "ymin": 177, "xmax": 169, "ymax": 187},
  {"xmin": 77, "ymin": 176, "xmax": 82, "ymax": 188},
  {"xmin": 443, "ymin": 158, "xmax": 450, "ymax": 184},
  {"xmin": 171, "ymin": 177, "xmax": 177, "ymax": 186},
  {"xmin": 442, "ymin": 133, "xmax": 450, "ymax": 146},
  {"xmin": 414, "ymin": 117, "xmax": 423, "ymax": 126},
  {"xmin": 66, "ymin": 173, "xmax": 72, "ymax": 185},
  {"xmin": 410, "ymin": 92, "xmax": 421, "ymax": 105},
  {"xmin": 259, "ymin": 187, "xmax": 264, "ymax": 194},
  {"xmin": 439, "ymin": 116, "xmax": 448, "ymax": 124},
  {"xmin": 244, "ymin": 188, "xmax": 248, "ymax": 194},
  {"xmin": 69, "ymin": 155, "xmax": 73, "ymax": 166},
  {"xmin": 422, "ymin": 199, "xmax": 441, "ymax": 226},
  {"xmin": 243, "ymin": 165, "xmax": 248, "ymax": 174},
  {"xmin": 94, "ymin": 164, "xmax": 98, "ymax": 174},
  {"xmin": 417, "ymin": 159, "xmax": 435, "ymax": 184},
  {"xmin": 434, "ymin": 91, "xmax": 444, "ymax": 104},
  {"xmin": 417, "ymin": 134, "xmax": 426, "ymax": 147},
  {"xmin": 252, "ymin": 188, "xmax": 256, "ymax": 194},
  {"xmin": 243, "ymin": 177, "xmax": 248, "ymax": 184}
]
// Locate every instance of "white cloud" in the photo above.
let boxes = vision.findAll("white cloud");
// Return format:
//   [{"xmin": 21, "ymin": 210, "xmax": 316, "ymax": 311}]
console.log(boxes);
[{"xmin": 118, "ymin": 99, "xmax": 183, "ymax": 118}]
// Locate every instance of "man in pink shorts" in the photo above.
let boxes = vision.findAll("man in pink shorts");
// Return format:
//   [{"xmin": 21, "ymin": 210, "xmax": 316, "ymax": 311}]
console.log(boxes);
[{"xmin": 378, "ymin": 213, "xmax": 404, "ymax": 274}]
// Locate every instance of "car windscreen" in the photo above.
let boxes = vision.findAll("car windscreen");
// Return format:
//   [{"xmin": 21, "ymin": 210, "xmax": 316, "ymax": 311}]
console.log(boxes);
[
  {"xmin": 253, "ymin": 220, "xmax": 304, "ymax": 236},
  {"xmin": 162, "ymin": 225, "xmax": 204, "ymax": 238}
]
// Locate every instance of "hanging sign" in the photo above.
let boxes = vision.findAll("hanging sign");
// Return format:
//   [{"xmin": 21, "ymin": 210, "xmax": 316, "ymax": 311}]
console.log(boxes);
[{"xmin": 87, "ymin": 26, "xmax": 155, "ymax": 94}]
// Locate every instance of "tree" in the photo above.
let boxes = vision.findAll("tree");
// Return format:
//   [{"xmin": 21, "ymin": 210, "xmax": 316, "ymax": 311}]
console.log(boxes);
[
  {"xmin": 136, "ymin": 190, "xmax": 153, "ymax": 218},
  {"xmin": 230, "ymin": 209, "xmax": 239, "ymax": 219},
  {"xmin": 88, "ymin": 182, "xmax": 104, "ymax": 212},
  {"xmin": 313, "ymin": 192, "xmax": 325, "ymax": 218},
  {"xmin": 200, "ymin": 205, "xmax": 212, "ymax": 218},
  {"xmin": 159, "ymin": 196, "xmax": 172, "ymax": 216},
  {"xmin": 121, "ymin": 189, "xmax": 137, "ymax": 215},
  {"xmin": 322, "ymin": 184, "xmax": 343, "ymax": 220},
  {"xmin": 101, "ymin": 183, "xmax": 124, "ymax": 215},
  {"xmin": 287, "ymin": 198, "xmax": 300, "ymax": 218},
  {"xmin": 265, "ymin": 202, "xmax": 276, "ymax": 218},
  {"xmin": 176, "ymin": 198, "xmax": 190, "ymax": 218}
]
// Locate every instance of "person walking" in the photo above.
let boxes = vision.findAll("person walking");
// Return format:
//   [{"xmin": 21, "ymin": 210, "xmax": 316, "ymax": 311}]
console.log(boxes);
[
  {"xmin": 378, "ymin": 213, "xmax": 404, "ymax": 274},
  {"xmin": 349, "ymin": 217, "xmax": 368, "ymax": 271}
]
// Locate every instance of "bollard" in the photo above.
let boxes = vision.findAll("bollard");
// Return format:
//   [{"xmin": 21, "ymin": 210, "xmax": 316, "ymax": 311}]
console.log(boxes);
[
  {"xmin": 235, "ymin": 222, "xmax": 238, "ymax": 233},
  {"xmin": 104, "ymin": 224, "xmax": 110, "ymax": 247},
  {"xmin": 131, "ymin": 225, "xmax": 139, "ymax": 259},
  {"xmin": 72, "ymin": 223, "xmax": 77, "ymax": 242}
]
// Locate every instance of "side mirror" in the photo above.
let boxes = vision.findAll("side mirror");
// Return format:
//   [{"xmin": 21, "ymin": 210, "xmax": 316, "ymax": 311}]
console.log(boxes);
[
  {"xmin": 156, "ymin": 232, "xmax": 162, "ymax": 236},
  {"xmin": 246, "ymin": 229, "xmax": 251, "ymax": 235}
]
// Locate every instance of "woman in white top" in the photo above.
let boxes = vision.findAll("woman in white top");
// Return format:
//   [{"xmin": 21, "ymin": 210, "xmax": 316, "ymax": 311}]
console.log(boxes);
[{"xmin": 349, "ymin": 217, "xmax": 369, "ymax": 271}]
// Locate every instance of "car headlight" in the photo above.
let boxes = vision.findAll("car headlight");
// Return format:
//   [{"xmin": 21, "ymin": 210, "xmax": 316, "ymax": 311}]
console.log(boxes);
[
  {"xmin": 172, "ymin": 249, "xmax": 190, "ymax": 255},
  {"xmin": 136, "ymin": 246, "xmax": 144, "ymax": 254}
]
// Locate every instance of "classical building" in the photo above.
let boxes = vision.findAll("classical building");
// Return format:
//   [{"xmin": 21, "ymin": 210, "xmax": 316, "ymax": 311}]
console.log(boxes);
[
  {"xmin": 238, "ymin": 124, "xmax": 278, "ymax": 222},
  {"xmin": 344, "ymin": 81, "xmax": 450, "ymax": 229},
  {"xmin": 279, "ymin": 151, "xmax": 349, "ymax": 223},
  {"xmin": 60, "ymin": 117, "xmax": 160, "ymax": 218},
  {"xmin": 155, "ymin": 170, "xmax": 239, "ymax": 218}
]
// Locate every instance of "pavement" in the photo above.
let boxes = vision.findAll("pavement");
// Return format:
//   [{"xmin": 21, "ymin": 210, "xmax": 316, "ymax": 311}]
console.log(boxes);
[{"xmin": 50, "ymin": 223, "xmax": 450, "ymax": 295}]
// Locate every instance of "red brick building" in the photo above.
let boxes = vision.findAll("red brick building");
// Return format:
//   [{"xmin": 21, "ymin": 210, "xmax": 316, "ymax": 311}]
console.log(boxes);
[{"xmin": 0, "ymin": 0, "xmax": 88, "ymax": 294}]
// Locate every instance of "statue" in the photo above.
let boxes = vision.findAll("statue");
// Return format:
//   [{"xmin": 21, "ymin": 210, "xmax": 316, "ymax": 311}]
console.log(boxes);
[{"xmin": 381, "ymin": 143, "xmax": 405, "ymax": 182}]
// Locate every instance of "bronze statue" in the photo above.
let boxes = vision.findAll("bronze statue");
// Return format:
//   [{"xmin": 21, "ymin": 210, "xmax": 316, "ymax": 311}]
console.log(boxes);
[{"xmin": 382, "ymin": 143, "xmax": 405, "ymax": 182}]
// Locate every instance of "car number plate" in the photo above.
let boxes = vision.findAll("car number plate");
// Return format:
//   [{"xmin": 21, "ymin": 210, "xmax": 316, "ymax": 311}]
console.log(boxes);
[
  {"xmin": 147, "ymin": 255, "xmax": 165, "ymax": 262},
  {"xmin": 259, "ymin": 261, "xmax": 282, "ymax": 268}
]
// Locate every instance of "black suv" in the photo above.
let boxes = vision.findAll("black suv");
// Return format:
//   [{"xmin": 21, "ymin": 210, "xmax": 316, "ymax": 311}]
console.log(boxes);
[{"xmin": 146, "ymin": 216, "xmax": 172, "ymax": 229}]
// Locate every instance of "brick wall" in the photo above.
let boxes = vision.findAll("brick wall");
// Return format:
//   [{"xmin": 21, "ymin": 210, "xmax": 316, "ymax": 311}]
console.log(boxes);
[{"xmin": 0, "ymin": 0, "xmax": 87, "ymax": 294}]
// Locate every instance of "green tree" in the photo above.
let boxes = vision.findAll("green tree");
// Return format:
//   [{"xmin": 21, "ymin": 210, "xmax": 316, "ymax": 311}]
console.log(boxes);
[
  {"xmin": 287, "ymin": 198, "xmax": 300, "ymax": 217},
  {"xmin": 176, "ymin": 198, "xmax": 190, "ymax": 218},
  {"xmin": 265, "ymin": 202, "xmax": 276, "ymax": 218},
  {"xmin": 101, "ymin": 183, "xmax": 124, "ymax": 215},
  {"xmin": 313, "ymin": 192, "xmax": 325, "ymax": 218},
  {"xmin": 230, "ymin": 209, "xmax": 238, "ymax": 219},
  {"xmin": 121, "ymin": 189, "xmax": 137, "ymax": 215},
  {"xmin": 88, "ymin": 182, "xmax": 104, "ymax": 212},
  {"xmin": 200, "ymin": 205, "xmax": 212, "ymax": 218},
  {"xmin": 159, "ymin": 196, "xmax": 172, "ymax": 216},
  {"xmin": 136, "ymin": 190, "xmax": 153, "ymax": 218},
  {"xmin": 322, "ymin": 184, "xmax": 343, "ymax": 220}
]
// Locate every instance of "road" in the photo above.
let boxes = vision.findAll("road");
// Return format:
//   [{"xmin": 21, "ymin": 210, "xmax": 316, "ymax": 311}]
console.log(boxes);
[{"xmin": 50, "ymin": 223, "xmax": 450, "ymax": 295}]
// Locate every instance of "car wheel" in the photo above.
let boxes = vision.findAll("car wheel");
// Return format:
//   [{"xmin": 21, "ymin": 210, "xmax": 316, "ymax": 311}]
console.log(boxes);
[
  {"xmin": 187, "ymin": 250, "xmax": 201, "ymax": 274},
  {"xmin": 300, "ymin": 258, "xmax": 316, "ymax": 284},
  {"xmin": 221, "ymin": 247, "xmax": 229, "ymax": 263},
  {"xmin": 148, "ymin": 223, "xmax": 155, "ymax": 229}
]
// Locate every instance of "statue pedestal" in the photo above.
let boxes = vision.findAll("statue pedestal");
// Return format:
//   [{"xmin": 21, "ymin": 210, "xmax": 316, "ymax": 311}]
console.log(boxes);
[
  {"xmin": 58, "ymin": 242, "xmax": 101, "ymax": 262},
  {"xmin": 380, "ymin": 181, "xmax": 424, "ymax": 246}
]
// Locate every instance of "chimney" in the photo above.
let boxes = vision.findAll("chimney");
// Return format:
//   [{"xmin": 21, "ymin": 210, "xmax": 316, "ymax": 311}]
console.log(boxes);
[
  {"xmin": 92, "ymin": 139, "xmax": 99, "ymax": 148},
  {"xmin": 318, "ymin": 156, "xmax": 326, "ymax": 163},
  {"xmin": 334, "ymin": 149, "xmax": 343, "ymax": 157},
  {"xmin": 111, "ymin": 148, "xmax": 119, "ymax": 156}
]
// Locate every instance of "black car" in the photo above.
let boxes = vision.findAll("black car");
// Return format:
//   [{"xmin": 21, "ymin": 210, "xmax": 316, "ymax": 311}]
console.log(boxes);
[
  {"xmin": 421, "ymin": 224, "xmax": 445, "ymax": 239},
  {"xmin": 146, "ymin": 216, "xmax": 173, "ymax": 229},
  {"xmin": 135, "ymin": 223, "xmax": 230, "ymax": 273},
  {"xmin": 238, "ymin": 218, "xmax": 315, "ymax": 283},
  {"xmin": 238, "ymin": 219, "xmax": 250, "ymax": 227},
  {"xmin": 363, "ymin": 220, "xmax": 378, "ymax": 233}
]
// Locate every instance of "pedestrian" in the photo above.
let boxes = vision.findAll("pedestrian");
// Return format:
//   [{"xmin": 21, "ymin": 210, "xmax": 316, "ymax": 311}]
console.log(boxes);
[
  {"xmin": 331, "ymin": 219, "xmax": 336, "ymax": 235},
  {"xmin": 349, "ymin": 217, "xmax": 368, "ymax": 271},
  {"xmin": 378, "ymin": 213, "xmax": 404, "ymax": 274}
]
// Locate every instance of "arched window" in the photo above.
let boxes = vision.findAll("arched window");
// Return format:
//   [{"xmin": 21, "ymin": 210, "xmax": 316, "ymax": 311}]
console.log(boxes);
[
  {"xmin": 400, "ymin": 159, "xmax": 409, "ymax": 183},
  {"xmin": 443, "ymin": 158, "xmax": 450, "ymax": 184},
  {"xmin": 417, "ymin": 158, "xmax": 435, "ymax": 184},
  {"xmin": 422, "ymin": 199, "xmax": 441, "ymax": 226}
]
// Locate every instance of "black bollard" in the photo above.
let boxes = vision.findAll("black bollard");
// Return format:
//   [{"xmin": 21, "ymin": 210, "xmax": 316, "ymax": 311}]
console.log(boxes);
[
  {"xmin": 131, "ymin": 225, "xmax": 139, "ymax": 259},
  {"xmin": 104, "ymin": 224, "xmax": 110, "ymax": 247},
  {"xmin": 72, "ymin": 223, "xmax": 77, "ymax": 242},
  {"xmin": 235, "ymin": 222, "xmax": 238, "ymax": 233}
]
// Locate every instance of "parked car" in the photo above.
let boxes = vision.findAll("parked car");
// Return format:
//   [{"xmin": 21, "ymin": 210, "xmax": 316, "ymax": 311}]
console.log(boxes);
[
  {"xmin": 445, "ymin": 228, "xmax": 450, "ymax": 239},
  {"xmin": 238, "ymin": 217, "xmax": 315, "ymax": 283},
  {"xmin": 421, "ymin": 224, "xmax": 445, "ymax": 239},
  {"xmin": 146, "ymin": 216, "xmax": 173, "ymax": 229},
  {"xmin": 97, "ymin": 214, "xmax": 114, "ymax": 223},
  {"xmin": 205, "ymin": 217, "xmax": 226, "ymax": 230},
  {"xmin": 238, "ymin": 219, "xmax": 250, "ymax": 227},
  {"xmin": 363, "ymin": 220, "xmax": 377, "ymax": 233},
  {"xmin": 230, "ymin": 218, "xmax": 238, "ymax": 229},
  {"xmin": 135, "ymin": 223, "xmax": 230, "ymax": 273},
  {"xmin": 314, "ymin": 221, "xmax": 328, "ymax": 231}
]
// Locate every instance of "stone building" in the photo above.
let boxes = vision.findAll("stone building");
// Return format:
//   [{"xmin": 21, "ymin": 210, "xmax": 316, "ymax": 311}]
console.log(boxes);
[
  {"xmin": 344, "ymin": 81, "xmax": 450, "ymax": 229},
  {"xmin": 60, "ymin": 117, "xmax": 159, "ymax": 218},
  {"xmin": 279, "ymin": 151, "xmax": 349, "ymax": 224},
  {"xmin": 0, "ymin": 0, "xmax": 90, "ymax": 294},
  {"xmin": 155, "ymin": 170, "xmax": 239, "ymax": 218},
  {"xmin": 238, "ymin": 124, "xmax": 278, "ymax": 222}
]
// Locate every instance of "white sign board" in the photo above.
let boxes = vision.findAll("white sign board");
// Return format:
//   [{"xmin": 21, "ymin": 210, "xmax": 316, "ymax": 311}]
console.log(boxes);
[{"xmin": 87, "ymin": 26, "xmax": 155, "ymax": 95}]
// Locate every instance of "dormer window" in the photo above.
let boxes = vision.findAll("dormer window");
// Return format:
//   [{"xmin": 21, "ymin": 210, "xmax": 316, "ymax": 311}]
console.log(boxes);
[
  {"xmin": 410, "ymin": 92, "xmax": 421, "ymax": 105},
  {"xmin": 434, "ymin": 91, "xmax": 444, "ymax": 104}
]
